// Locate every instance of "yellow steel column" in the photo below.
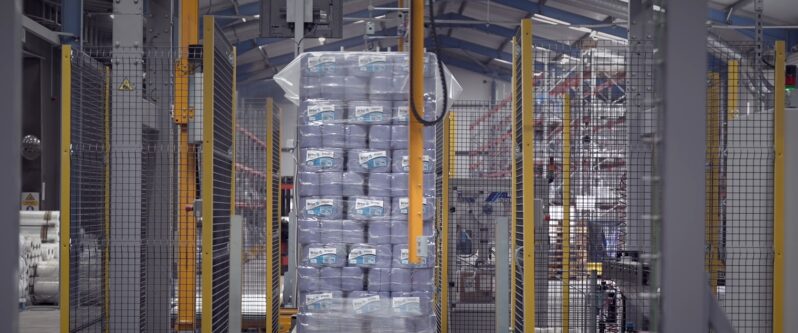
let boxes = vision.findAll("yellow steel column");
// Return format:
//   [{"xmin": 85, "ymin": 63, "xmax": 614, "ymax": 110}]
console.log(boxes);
[
  {"xmin": 201, "ymin": 15, "xmax": 216, "ymax": 333},
  {"xmin": 103, "ymin": 66, "xmax": 111, "ymax": 333},
  {"xmin": 510, "ymin": 35, "xmax": 518, "ymax": 331},
  {"xmin": 519, "ymin": 18, "xmax": 536, "ymax": 332},
  {"xmin": 561, "ymin": 94, "xmax": 572, "ymax": 332},
  {"xmin": 774, "ymin": 40, "xmax": 785, "ymax": 333},
  {"xmin": 59, "ymin": 44, "xmax": 72, "ymax": 333},
  {"xmin": 440, "ymin": 112, "xmax": 451, "ymax": 333},
  {"xmin": 407, "ymin": 0, "xmax": 424, "ymax": 264},
  {"xmin": 265, "ymin": 98, "xmax": 276, "ymax": 332},
  {"xmin": 727, "ymin": 61, "xmax": 739, "ymax": 121},
  {"xmin": 706, "ymin": 73, "xmax": 721, "ymax": 294},
  {"xmin": 175, "ymin": 0, "xmax": 199, "ymax": 329}
]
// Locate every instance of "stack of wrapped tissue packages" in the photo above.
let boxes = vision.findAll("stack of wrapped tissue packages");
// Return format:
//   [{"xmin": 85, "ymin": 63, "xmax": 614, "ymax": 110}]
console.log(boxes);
[{"xmin": 277, "ymin": 51, "xmax": 460, "ymax": 333}]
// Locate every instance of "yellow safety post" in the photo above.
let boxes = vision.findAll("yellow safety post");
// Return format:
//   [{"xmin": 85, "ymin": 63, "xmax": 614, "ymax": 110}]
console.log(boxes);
[
  {"xmin": 774, "ymin": 40, "xmax": 785, "ymax": 333},
  {"xmin": 201, "ymin": 15, "xmax": 216, "ymax": 333},
  {"xmin": 265, "ymin": 98, "xmax": 277, "ymax": 332},
  {"xmin": 561, "ymin": 93, "xmax": 572, "ymax": 332},
  {"xmin": 175, "ymin": 0, "xmax": 199, "ymax": 329},
  {"xmin": 510, "ymin": 36, "xmax": 518, "ymax": 331},
  {"xmin": 59, "ymin": 44, "xmax": 71, "ymax": 333},
  {"xmin": 103, "ymin": 66, "xmax": 111, "ymax": 333},
  {"xmin": 407, "ymin": 0, "xmax": 424, "ymax": 264},
  {"xmin": 519, "ymin": 18, "xmax": 536, "ymax": 332},
  {"xmin": 727, "ymin": 60, "xmax": 739, "ymax": 121},
  {"xmin": 706, "ymin": 73, "xmax": 721, "ymax": 294},
  {"xmin": 440, "ymin": 111, "xmax": 451, "ymax": 333}
]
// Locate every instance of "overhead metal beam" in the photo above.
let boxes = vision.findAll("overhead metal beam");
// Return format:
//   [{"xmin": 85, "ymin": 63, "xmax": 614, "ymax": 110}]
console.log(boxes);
[{"xmin": 22, "ymin": 16, "xmax": 61, "ymax": 45}]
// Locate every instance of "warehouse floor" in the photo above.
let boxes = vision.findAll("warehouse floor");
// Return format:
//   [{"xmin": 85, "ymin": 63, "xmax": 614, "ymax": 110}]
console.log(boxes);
[{"xmin": 20, "ymin": 307, "xmax": 59, "ymax": 333}]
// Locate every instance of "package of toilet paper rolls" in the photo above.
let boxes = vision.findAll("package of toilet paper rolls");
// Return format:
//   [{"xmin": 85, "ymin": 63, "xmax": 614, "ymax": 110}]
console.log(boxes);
[{"xmin": 279, "ymin": 51, "xmax": 459, "ymax": 333}]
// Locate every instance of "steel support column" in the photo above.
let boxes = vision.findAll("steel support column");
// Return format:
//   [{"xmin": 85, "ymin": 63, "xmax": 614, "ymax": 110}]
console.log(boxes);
[
  {"xmin": 407, "ymin": 0, "xmax": 424, "ymax": 264},
  {"xmin": 62, "ymin": 0, "xmax": 82, "ymax": 45},
  {"xmin": 109, "ymin": 0, "xmax": 149, "ymax": 330},
  {"xmin": 0, "ymin": 0, "xmax": 22, "ymax": 332},
  {"xmin": 659, "ymin": 0, "xmax": 708, "ymax": 332}
]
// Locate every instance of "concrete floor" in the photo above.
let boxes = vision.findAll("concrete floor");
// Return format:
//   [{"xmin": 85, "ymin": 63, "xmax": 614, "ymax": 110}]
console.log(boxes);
[{"xmin": 20, "ymin": 307, "xmax": 59, "ymax": 333}]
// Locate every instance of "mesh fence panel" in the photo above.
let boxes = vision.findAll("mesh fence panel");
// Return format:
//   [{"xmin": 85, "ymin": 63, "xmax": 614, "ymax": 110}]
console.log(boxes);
[
  {"xmin": 67, "ymin": 47, "xmax": 109, "ymax": 333},
  {"xmin": 707, "ymin": 41, "xmax": 775, "ymax": 332},
  {"xmin": 236, "ymin": 98, "xmax": 281, "ymax": 331},
  {"xmin": 64, "ymin": 26, "xmax": 237, "ymax": 331},
  {"xmin": 443, "ymin": 101, "xmax": 513, "ymax": 333},
  {"xmin": 206, "ymin": 24, "xmax": 235, "ymax": 333},
  {"xmin": 531, "ymin": 40, "xmax": 653, "ymax": 333},
  {"xmin": 65, "ymin": 47, "xmax": 192, "ymax": 332}
]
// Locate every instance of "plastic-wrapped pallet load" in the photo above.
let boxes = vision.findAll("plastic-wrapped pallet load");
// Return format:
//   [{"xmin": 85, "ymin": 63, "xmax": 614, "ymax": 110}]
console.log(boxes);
[{"xmin": 277, "ymin": 51, "xmax": 461, "ymax": 333}]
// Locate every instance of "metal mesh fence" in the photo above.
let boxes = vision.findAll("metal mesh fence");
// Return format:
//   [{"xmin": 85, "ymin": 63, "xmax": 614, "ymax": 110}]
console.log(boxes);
[
  {"xmin": 65, "ymin": 47, "xmax": 109, "ymax": 333},
  {"xmin": 509, "ymin": 21, "xmax": 658, "ymax": 332},
  {"xmin": 532, "ymin": 40, "xmax": 641, "ymax": 332},
  {"xmin": 205, "ymin": 23, "xmax": 236, "ymax": 333},
  {"xmin": 64, "ymin": 46, "xmax": 192, "ymax": 332},
  {"xmin": 63, "ymin": 18, "xmax": 238, "ymax": 331},
  {"xmin": 707, "ymin": 41, "xmax": 776, "ymax": 332},
  {"xmin": 236, "ymin": 98, "xmax": 281, "ymax": 331},
  {"xmin": 443, "ymin": 101, "xmax": 513, "ymax": 333}
]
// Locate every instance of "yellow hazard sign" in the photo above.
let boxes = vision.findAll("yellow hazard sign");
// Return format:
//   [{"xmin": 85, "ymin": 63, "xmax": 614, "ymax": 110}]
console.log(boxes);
[
  {"xmin": 118, "ymin": 79, "xmax": 134, "ymax": 91},
  {"xmin": 21, "ymin": 192, "xmax": 39, "ymax": 211}
]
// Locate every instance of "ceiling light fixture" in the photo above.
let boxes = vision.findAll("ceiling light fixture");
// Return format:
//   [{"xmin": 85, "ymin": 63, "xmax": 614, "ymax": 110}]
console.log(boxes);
[
  {"xmin": 532, "ymin": 14, "xmax": 571, "ymax": 26},
  {"xmin": 568, "ymin": 26, "xmax": 593, "ymax": 33}
]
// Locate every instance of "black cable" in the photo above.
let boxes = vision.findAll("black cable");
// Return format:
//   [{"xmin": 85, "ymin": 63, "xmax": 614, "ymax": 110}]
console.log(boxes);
[
  {"xmin": 762, "ymin": 56, "xmax": 776, "ymax": 69},
  {"xmin": 408, "ymin": 0, "xmax": 449, "ymax": 126}
]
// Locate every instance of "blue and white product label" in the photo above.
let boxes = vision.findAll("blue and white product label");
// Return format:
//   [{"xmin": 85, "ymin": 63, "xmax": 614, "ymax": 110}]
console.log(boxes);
[
  {"xmin": 305, "ymin": 198, "xmax": 336, "ymax": 217},
  {"xmin": 400, "ymin": 248, "xmax": 427, "ymax": 266},
  {"xmin": 348, "ymin": 248, "xmax": 377, "ymax": 265},
  {"xmin": 307, "ymin": 55, "xmax": 337, "ymax": 73},
  {"xmin": 401, "ymin": 155, "xmax": 432, "ymax": 172},
  {"xmin": 355, "ymin": 198, "xmax": 385, "ymax": 217},
  {"xmin": 305, "ymin": 150, "xmax": 336, "ymax": 169},
  {"xmin": 358, "ymin": 150, "xmax": 388, "ymax": 170},
  {"xmin": 396, "ymin": 106, "xmax": 408, "ymax": 122},
  {"xmin": 354, "ymin": 106, "xmax": 385, "ymax": 123},
  {"xmin": 392, "ymin": 297, "xmax": 421, "ymax": 314},
  {"xmin": 351, "ymin": 295, "xmax": 381, "ymax": 314},
  {"xmin": 358, "ymin": 55, "xmax": 387, "ymax": 73},
  {"xmin": 308, "ymin": 247, "xmax": 338, "ymax": 265},
  {"xmin": 307, "ymin": 104, "xmax": 336, "ymax": 122},
  {"xmin": 305, "ymin": 292, "xmax": 335, "ymax": 311},
  {"xmin": 399, "ymin": 197, "xmax": 429, "ymax": 215}
]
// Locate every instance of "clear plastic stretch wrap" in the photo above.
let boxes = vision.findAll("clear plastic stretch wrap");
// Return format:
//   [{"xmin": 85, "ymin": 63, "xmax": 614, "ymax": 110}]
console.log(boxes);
[{"xmin": 278, "ymin": 52, "xmax": 461, "ymax": 333}]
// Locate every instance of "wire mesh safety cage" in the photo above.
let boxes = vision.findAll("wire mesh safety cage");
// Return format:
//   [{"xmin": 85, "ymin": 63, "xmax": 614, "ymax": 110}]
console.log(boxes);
[
  {"xmin": 235, "ymin": 98, "xmax": 281, "ymax": 331},
  {"xmin": 706, "ymin": 40, "xmax": 782, "ymax": 332},
  {"xmin": 60, "ymin": 17, "xmax": 238, "ymax": 332},
  {"xmin": 510, "ymin": 21, "xmax": 659, "ymax": 333},
  {"xmin": 439, "ymin": 100, "xmax": 514, "ymax": 333}
]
